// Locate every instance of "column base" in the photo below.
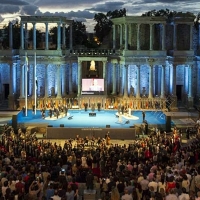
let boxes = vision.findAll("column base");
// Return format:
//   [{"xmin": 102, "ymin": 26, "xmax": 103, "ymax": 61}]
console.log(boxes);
[
  {"xmin": 8, "ymin": 95, "xmax": 15, "ymax": 110},
  {"xmin": 187, "ymin": 96, "xmax": 194, "ymax": 110},
  {"xmin": 170, "ymin": 95, "xmax": 178, "ymax": 111}
]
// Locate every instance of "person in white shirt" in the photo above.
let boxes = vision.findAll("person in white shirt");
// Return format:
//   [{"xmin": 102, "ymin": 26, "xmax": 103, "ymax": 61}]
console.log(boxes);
[
  {"xmin": 148, "ymin": 179, "xmax": 158, "ymax": 193},
  {"xmin": 178, "ymin": 188, "xmax": 189, "ymax": 200},
  {"xmin": 121, "ymin": 189, "xmax": 133, "ymax": 200},
  {"xmin": 165, "ymin": 189, "xmax": 178, "ymax": 200}
]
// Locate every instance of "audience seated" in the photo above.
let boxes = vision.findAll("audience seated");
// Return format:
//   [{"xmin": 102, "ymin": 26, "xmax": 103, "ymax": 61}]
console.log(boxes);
[{"xmin": 0, "ymin": 124, "xmax": 200, "ymax": 199}]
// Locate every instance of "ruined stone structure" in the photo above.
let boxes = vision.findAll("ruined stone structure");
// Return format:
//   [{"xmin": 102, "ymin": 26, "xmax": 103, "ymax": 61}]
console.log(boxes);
[{"xmin": 0, "ymin": 13, "xmax": 199, "ymax": 111}]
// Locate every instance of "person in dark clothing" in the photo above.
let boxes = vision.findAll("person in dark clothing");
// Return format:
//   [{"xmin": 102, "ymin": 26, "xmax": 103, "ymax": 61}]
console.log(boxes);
[
  {"xmin": 142, "ymin": 111, "xmax": 145, "ymax": 122},
  {"xmin": 86, "ymin": 170, "xmax": 94, "ymax": 190}
]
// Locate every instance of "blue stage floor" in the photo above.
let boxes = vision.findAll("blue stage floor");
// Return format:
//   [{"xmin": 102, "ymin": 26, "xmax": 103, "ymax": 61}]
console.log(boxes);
[{"xmin": 13, "ymin": 109, "xmax": 166, "ymax": 128}]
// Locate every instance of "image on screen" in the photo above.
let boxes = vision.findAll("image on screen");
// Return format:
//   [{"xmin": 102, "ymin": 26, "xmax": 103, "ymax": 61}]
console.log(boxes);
[{"xmin": 82, "ymin": 79, "xmax": 104, "ymax": 92}]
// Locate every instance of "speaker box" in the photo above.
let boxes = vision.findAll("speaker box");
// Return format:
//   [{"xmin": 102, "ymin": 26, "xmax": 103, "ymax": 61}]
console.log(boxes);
[
  {"xmin": 12, "ymin": 115, "xmax": 17, "ymax": 130},
  {"xmin": 89, "ymin": 113, "xmax": 96, "ymax": 117},
  {"xmin": 130, "ymin": 126, "xmax": 135, "ymax": 128},
  {"xmin": 48, "ymin": 125, "xmax": 53, "ymax": 127},
  {"xmin": 60, "ymin": 124, "xmax": 64, "ymax": 127},
  {"xmin": 106, "ymin": 125, "xmax": 110, "ymax": 128}
]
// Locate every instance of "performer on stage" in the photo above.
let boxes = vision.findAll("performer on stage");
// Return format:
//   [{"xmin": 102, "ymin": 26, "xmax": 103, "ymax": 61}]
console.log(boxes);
[
  {"xmin": 41, "ymin": 107, "xmax": 45, "ymax": 119},
  {"xmin": 121, "ymin": 104, "xmax": 124, "ymax": 114},
  {"xmin": 97, "ymin": 102, "xmax": 101, "ymax": 111},
  {"xmin": 49, "ymin": 108, "xmax": 53, "ymax": 118},
  {"xmin": 142, "ymin": 111, "xmax": 145, "ymax": 122},
  {"xmin": 32, "ymin": 104, "xmax": 35, "ymax": 114},
  {"xmin": 56, "ymin": 108, "xmax": 59, "ymax": 119},
  {"xmin": 22, "ymin": 106, "xmax": 25, "ymax": 116},
  {"xmin": 64, "ymin": 104, "xmax": 68, "ymax": 116}
]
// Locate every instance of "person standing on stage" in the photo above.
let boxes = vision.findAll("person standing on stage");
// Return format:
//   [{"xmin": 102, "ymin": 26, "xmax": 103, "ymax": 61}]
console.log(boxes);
[
  {"xmin": 64, "ymin": 104, "xmax": 68, "ymax": 116},
  {"xmin": 49, "ymin": 108, "xmax": 53, "ymax": 118},
  {"xmin": 56, "ymin": 108, "xmax": 59, "ymax": 119},
  {"xmin": 142, "ymin": 111, "xmax": 145, "ymax": 122},
  {"xmin": 22, "ymin": 106, "xmax": 25, "ymax": 116},
  {"xmin": 32, "ymin": 104, "xmax": 35, "ymax": 114}
]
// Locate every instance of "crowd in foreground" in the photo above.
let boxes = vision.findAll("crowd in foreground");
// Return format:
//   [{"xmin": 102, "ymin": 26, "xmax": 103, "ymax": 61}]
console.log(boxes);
[{"xmin": 0, "ymin": 125, "xmax": 200, "ymax": 200}]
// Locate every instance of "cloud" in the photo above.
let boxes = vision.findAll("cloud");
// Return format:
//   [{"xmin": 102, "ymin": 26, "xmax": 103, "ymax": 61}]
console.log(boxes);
[
  {"xmin": 21, "ymin": 5, "xmax": 39, "ymax": 15},
  {"xmin": 87, "ymin": 1, "xmax": 126, "ymax": 13},
  {"xmin": 0, "ymin": 0, "xmax": 28, "ymax": 6},
  {"xmin": 0, "ymin": 5, "xmax": 20, "ymax": 14},
  {"xmin": 0, "ymin": 15, "xmax": 4, "ymax": 23}
]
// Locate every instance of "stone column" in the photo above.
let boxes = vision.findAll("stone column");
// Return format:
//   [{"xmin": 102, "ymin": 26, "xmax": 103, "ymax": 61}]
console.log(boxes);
[
  {"xmin": 171, "ymin": 64, "xmax": 178, "ymax": 110},
  {"xmin": 103, "ymin": 61, "xmax": 107, "ymax": 95},
  {"xmin": 150, "ymin": 24, "xmax": 153, "ymax": 50},
  {"xmin": 45, "ymin": 22, "xmax": 49, "ymax": 50},
  {"xmin": 32, "ymin": 61, "xmax": 36, "ymax": 98},
  {"xmin": 62, "ymin": 65, "xmax": 66, "ymax": 96},
  {"xmin": 9, "ymin": 63, "xmax": 15, "ymax": 109},
  {"xmin": 69, "ymin": 62, "xmax": 73, "ymax": 94},
  {"xmin": 112, "ymin": 24, "xmax": 116, "ymax": 49},
  {"xmin": 171, "ymin": 64, "xmax": 177, "ymax": 96},
  {"xmin": 199, "ymin": 24, "xmax": 200, "ymax": 50},
  {"xmin": 124, "ymin": 24, "xmax": 128, "ymax": 50},
  {"xmin": 173, "ymin": 24, "xmax": 177, "ymax": 50},
  {"xmin": 124, "ymin": 65, "xmax": 128, "ymax": 97},
  {"xmin": 162, "ymin": 24, "xmax": 166, "ymax": 50},
  {"xmin": 20, "ymin": 64, "xmax": 25, "ymax": 98},
  {"xmin": 190, "ymin": 24, "xmax": 193, "ymax": 50},
  {"xmin": 77, "ymin": 61, "xmax": 82, "ymax": 96},
  {"xmin": 148, "ymin": 65, "xmax": 153, "ymax": 98},
  {"xmin": 119, "ymin": 64, "xmax": 124, "ymax": 96},
  {"xmin": 9, "ymin": 64, "xmax": 14, "ymax": 96},
  {"xmin": 112, "ymin": 63, "xmax": 116, "ymax": 95},
  {"xmin": 57, "ymin": 22, "xmax": 61, "ymax": 50},
  {"xmin": 161, "ymin": 65, "xmax": 165, "ymax": 98},
  {"xmin": 136, "ymin": 65, "xmax": 140, "ymax": 98},
  {"xmin": 25, "ymin": 23, "xmax": 28, "ymax": 49},
  {"xmin": 20, "ymin": 22, "xmax": 24, "ymax": 49},
  {"xmin": 120, "ymin": 24, "xmax": 123, "ymax": 48},
  {"xmin": 9, "ymin": 22, "xmax": 13, "ymax": 49},
  {"xmin": 70, "ymin": 23, "xmax": 73, "ymax": 50},
  {"xmin": 137, "ymin": 23, "xmax": 140, "ymax": 50},
  {"xmin": 33, "ymin": 22, "xmax": 36, "ymax": 50},
  {"xmin": 45, "ymin": 65, "xmax": 48, "ymax": 97},
  {"xmin": 57, "ymin": 65, "xmax": 61, "ymax": 98},
  {"xmin": 187, "ymin": 64, "xmax": 193, "ymax": 111},
  {"xmin": 62, "ymin": 23, "xmax": 66, "ymax": 49},
  {"xmin": 188, "ymin": 65, "xmax": 193, "ymax": 97}
]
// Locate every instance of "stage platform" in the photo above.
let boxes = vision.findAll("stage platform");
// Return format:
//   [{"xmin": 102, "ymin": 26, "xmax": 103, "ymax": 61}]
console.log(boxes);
[{"xmin": 0, "ymin": 109, "xmax": 198, "ymax": 139}]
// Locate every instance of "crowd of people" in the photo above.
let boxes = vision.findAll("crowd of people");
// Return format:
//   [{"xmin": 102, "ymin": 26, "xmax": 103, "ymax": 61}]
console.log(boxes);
[{"xmin": 0, "ymin": 124, "xmax": 200, "ymax": 200}]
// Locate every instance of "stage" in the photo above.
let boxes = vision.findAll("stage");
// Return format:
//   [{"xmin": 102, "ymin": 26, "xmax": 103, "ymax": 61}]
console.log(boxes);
[{"xmin": 6, "ymin": 109, "xmax": 167, "ymax": 139}]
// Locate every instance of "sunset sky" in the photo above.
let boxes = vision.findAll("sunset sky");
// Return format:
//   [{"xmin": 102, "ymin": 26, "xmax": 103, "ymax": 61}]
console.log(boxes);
[{"xmin": 0, "ymin": 0, "xmax": 199, "ymax": 32}]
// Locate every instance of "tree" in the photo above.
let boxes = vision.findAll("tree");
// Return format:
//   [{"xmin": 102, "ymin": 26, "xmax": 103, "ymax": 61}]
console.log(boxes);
[
  {"xmin": 0, "ymin": 21, "xmax": 21, "ymax": 49},
  {"xmin": 49, "ymin": 21, "xmax": 88, "ymax": 49},
  {"xmin": 94, "ymin": 8, "xmax": 126, "ymax": 43},
  {"xmin": 142, "ymin": 9, "xmax": 177, "ymax": 23},
  {"xmin": 66, "ymin": 21, "xmax": 88, "ymax": 47}
]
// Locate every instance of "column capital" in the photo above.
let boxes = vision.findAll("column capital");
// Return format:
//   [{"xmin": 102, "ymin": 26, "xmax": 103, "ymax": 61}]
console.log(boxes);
[{"xmin": 147, "ymin": 58, "xmax": 156, "ymax": 66}]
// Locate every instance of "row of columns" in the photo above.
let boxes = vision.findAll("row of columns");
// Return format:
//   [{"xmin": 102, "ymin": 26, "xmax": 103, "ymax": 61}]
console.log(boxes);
[
  {"xmin": 109, "ymin": 63, "xmax": 193, "ymax": 99},
  {"xmin": 113, "ymin": 23, "xmax": 194, "ymax": 51},
  {"xmin": 14, "ymin": 63, "xmax": 193, "ymax": 100},
  {"xmin": 19, "ymin": 21, "xmax": 73, "ymax": 50}
]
